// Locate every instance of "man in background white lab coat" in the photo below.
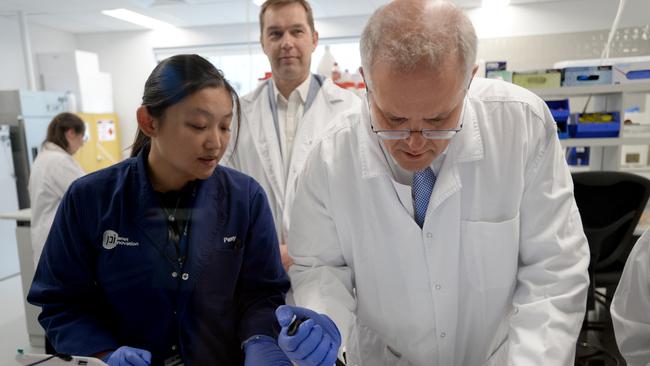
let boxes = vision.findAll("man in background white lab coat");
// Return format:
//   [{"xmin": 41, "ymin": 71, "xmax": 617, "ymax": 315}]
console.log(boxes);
[
  {"xmin": 223, "ymin": 0, "xmax": 360, "ymax": 269},
  {"xmin": 611, "ymin": 228, "xmax": 650, "ymax": 366},
  {"xmin": 29, "ymin": 112, "xmax": 85, "ymax": 267},
  {"xmin": 275, "ymin": 1, "xmax": 590, "ymax": 365}
]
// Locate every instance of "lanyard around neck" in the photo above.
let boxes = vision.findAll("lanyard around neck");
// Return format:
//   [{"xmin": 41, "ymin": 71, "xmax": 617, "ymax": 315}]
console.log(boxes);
[{"xmin": 162, "ymin": 185, "xmax": 197, "ymax": 268}]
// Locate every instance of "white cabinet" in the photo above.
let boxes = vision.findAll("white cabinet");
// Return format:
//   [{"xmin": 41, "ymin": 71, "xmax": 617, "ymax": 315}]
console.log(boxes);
[
  {"xmin": 37, "ymin": 50, "xmax": 114, "ymax": 114},
  {"xmin": 530, "ymin": 82, "xmax": 650, "ymax": 179}
]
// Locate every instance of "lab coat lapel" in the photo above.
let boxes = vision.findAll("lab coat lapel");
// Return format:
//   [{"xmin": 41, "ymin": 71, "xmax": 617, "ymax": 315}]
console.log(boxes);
[
  {"xmin": 284, "ymin": 78, "xmax": 335, "ymax": 201},
  {"xmin": 358, "ymin": 97, "xmax": 394, "ymax": 180},
  {"xmin": 429, "ymin": 97, "xmax": 484, "ymax": 214},
  {"xmin": 242, "ymin": 82, "xmax": 285, "ymax": 211}
]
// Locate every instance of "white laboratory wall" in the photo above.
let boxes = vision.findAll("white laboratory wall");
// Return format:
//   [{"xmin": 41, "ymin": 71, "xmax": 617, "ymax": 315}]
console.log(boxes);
[
  {"xmin": 467, "ymin": 0, "xmax": 650, "ymax": 39},
  {"xmin": 0, "ymin": 16, "xmax": 76, "ymax": 90},
  {"xmin": 75, "ymin": 31, "xmax": 156, "ymax": 156}
]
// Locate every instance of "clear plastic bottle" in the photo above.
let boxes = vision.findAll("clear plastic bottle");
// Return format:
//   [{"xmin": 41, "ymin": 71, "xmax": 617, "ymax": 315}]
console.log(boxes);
[
  {"xmin": 331, "ymin": 62, "xmax": 341, "ymax": 82},
  {"xmin": 317, "ymin": 45, "xmax": 336, "ymax": 78},
  {"xmin": 65, "ymin": 91, "xmax": 77, "ymax": 113}
]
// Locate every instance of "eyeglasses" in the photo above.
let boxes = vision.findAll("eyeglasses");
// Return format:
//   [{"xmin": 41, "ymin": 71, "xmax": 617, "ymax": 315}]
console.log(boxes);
[{"xmin": 366, "ymin": 89, "xmax": 467, "ymax": 141}]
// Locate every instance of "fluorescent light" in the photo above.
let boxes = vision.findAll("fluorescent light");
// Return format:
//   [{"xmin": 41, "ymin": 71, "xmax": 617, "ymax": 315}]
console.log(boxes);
[
  {"xmin": 253, "ymin": 0, "xmax": 266, "ymax": 6},
  {"xmin": 482, "ymin": 0, "xmax": 510, "ymax": 7},
  {"xmin": 102, "ymin": 8, "xmax": 175, "ymax": 30}
]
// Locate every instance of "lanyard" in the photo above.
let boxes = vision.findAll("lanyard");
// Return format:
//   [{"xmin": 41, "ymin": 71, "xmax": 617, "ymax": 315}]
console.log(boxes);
[
  {"xmin": 168, "ymin": 209, "xmax": 192, "ymax": 268},
  {"xmin": 164, "ymin": 185, "xmax": 197, "ymax": 268},
  {"xmin": 266, "ymin": 74, "xmax": 324, "ymax": 158}
]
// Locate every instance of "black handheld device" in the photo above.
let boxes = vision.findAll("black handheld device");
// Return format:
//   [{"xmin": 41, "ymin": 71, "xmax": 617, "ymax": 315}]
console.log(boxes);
[{"xmin": 286, "ymin": 315, "xmax": 346, "ymax": 366}]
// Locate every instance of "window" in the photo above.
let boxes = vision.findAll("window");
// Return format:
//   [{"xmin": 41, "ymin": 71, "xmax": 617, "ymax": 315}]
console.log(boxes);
[{"xmin": 154, "ymin": 37, "xmax": 361, "ymax": 96}]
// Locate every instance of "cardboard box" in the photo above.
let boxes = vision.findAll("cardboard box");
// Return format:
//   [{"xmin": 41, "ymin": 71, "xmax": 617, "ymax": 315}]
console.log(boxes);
[
  {"xmin": 620, "ymin": 145, "xmax": 649, "ymax": 167},
  {"xmin": 513, "ymin": 69, "xmax": 561, "ymax": 89},
  {"xmin": 563, "ymin": 66, "xmax": 612, "ymax": 86}
]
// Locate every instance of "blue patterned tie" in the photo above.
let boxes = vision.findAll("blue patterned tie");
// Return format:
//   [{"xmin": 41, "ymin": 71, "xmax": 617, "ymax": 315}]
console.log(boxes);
[{"xmin": 412, "ymin": 167, "xmax": 436, "ymax": 228}]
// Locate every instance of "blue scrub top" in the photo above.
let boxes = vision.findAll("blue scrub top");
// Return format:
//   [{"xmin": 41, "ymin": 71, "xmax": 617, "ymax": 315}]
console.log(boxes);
[{"xmin": 28, "ymin": 148, "xmax": 290, "ymax": 365}]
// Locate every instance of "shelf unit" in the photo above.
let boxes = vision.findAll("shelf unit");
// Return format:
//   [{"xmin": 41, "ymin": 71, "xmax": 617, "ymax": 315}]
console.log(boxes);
[
  {"xmin": 531, "ymin": 82, "xmax": 650, "ymax": 98},
  {"xmin": 529, "ymin": 82, "xmax": 650, "ymax": 178}
]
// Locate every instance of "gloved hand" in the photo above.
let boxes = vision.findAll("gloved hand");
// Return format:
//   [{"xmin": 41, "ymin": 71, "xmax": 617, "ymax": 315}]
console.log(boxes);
[
  {"xmin": 102, "ymin": 346, "xmax": 151, "ymax": 366},
  {"xmin": 276, "ymin": 305, "xmax": 341, "ymax": 366},
  {"xmin": 243, "ymin": 334, "xmax": 292, "ymax": 366}
]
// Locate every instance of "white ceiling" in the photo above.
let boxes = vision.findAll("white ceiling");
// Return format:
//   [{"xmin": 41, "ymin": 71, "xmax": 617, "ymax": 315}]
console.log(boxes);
[{"xmin": 0, "ymin": 0, "xmax": 564, "ymax": 34}]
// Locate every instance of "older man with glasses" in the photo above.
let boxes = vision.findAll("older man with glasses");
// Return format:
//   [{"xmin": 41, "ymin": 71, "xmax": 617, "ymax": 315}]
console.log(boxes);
[{"xmin": 274, "ymin": 1, "xmax": 590, "ymax": 365}]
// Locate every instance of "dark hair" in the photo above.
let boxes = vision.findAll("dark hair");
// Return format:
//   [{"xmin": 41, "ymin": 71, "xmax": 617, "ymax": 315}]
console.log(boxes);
[
  {"xmin": 45, "ymin": 112, "xmax": 85, "ymax": 152},
  {"xmin": 259, "ymin": 0, "xmax": 316, "ymax": 35},
  {"xmin": 130, "ymin": 54, "xmax": 241, "ymax": 157}
]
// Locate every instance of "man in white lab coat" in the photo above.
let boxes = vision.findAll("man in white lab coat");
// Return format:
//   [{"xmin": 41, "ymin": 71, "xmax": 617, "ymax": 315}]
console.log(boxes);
[
  {"xmin": 611, "ymin": 228, "xmax": 650, "ymax": 366},
  {"xmin": 224, "ymin": 0, "xmax": 361, "ymax": 269},
  {"xmin": 275, "ymin": 1, "xmax": 590, "ymax": 365}
]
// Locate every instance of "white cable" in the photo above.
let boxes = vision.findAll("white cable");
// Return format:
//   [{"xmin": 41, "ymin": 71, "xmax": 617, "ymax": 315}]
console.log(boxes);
[
  {"xmin": 583, "ymin": 0, "xmax": 627, "ymax": 114},
  {"xmin": 246, "ymin": 0, "xmax": 253, "ymax": 93},
  {"xmin": 601, "ymin": 0, "xmax": 627, "ymax": 62}
]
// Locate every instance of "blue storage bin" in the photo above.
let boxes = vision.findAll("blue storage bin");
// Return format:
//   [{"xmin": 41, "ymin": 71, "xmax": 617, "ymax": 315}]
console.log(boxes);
[
  {"xmin": 545, "ymin": 99, "xmax": 570, "ymax": 139},
  {"xmin": 562, "ymin": 66, "xmax": 612, "ymax": 86},
  {"xmin": 568, "ymin": 112, "xmax": 620, "ymax": 138},
  {"xmin": 566, "ymin": 147, "xmax": 590, "ymax": 166}
]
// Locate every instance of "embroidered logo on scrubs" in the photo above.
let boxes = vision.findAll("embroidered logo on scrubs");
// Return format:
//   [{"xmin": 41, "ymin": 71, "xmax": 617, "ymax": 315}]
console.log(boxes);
[
  {"xmin": 102, "ymin": 230, "xmax": 139, "ymax": 250},
  {"xmin": 223, "ymin": 235, "xmax": 242, "ymax": 249}
]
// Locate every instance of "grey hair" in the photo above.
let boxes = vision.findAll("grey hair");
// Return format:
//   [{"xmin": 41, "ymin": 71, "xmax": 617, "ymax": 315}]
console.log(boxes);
[{"xmin": 360, "ymin": 0, "xmax": 477, "ymax": 89}]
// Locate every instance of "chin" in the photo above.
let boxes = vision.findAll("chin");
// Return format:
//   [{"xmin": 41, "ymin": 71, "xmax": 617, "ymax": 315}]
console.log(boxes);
[
  {"xmin": 395, "ymin": 153, "xmax": 436, "ymax": 172},
  {"xmin": 195, "ymin": 168, "xmax": 217, "ymax": 180},
  {"xmin": 398, "ymin": 162, "xmax": 431, "ymax": 172}
]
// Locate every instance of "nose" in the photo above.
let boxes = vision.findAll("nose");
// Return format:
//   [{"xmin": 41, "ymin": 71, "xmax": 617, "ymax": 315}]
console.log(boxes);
[
  {"xmin": 280, "ymin": 33, "xmax": 294, "ymax": 50},
  {"xmin": 405, "ymin": 130, "xmax": 427, "ymax": 151},
  {"xmin": 205, "ymin": 126, "xmax": 224, "ymax": 151}
]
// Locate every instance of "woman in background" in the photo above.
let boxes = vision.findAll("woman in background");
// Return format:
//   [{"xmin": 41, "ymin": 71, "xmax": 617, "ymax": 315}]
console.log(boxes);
[
  {"xmin": 28, "ymin": 112, "xmax": 85, "ymax": 267},
  {"xmin": 28, "ymin": 54, "xmax": 291, "ymax": 366}
]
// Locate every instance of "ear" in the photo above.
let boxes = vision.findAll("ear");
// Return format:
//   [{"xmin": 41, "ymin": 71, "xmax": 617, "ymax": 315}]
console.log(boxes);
[
  {"xmin": 312, "ymin": 30, "xmax": 319, "ymax": 49},
  {"xmin": 64, "ymin": 128, "xmax": 77, "ymax": 141},
  {"xmin": 136, "ymin": 106, "xmax": 158, "ymax": 138},
  {"xmin": 360, "ymin": 67, "xmax": 369, "ymax": 90}
]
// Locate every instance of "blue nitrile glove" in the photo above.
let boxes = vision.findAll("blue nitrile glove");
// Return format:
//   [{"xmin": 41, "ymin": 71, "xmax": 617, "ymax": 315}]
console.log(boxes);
[
  {"xmin": 243, "ymin": 334, "xmax": 292, "ymax": 366},
  {"xmin": 276, "ymin": 305, "xmax": 341, "ymax": 366},
  {"xmin": 102, "ymin": 346, "xmax": 151, "ymax": 366}
]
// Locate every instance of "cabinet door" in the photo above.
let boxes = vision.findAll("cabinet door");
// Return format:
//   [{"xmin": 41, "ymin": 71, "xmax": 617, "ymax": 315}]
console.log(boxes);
[
  {"xmin": 74, "ymin": 113, "xmax": 121, "ymax": 173},
  {"xmin": 0, "ymin": 126, "xmax": 20, "ymax": 279}
]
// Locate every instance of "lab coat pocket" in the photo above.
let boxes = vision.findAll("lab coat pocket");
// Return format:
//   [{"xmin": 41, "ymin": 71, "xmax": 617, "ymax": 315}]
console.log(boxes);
[
  {"xmin": 383, "ymin": 344, "xmax": 412, "ymax": 366},
  {"xmin": 461, "ymin": 214, "xmax": 520, "ymax": 291},
  {"xmin": 348, "ymin": 322, "xmax": 412, "ymax": 366},
  {"xmin": 483, "ymin": 334, "xmax": 508, "ymax": 366}
]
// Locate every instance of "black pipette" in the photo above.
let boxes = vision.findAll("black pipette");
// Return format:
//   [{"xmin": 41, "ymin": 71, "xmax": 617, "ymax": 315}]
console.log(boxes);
[{"xmin": 287, "ymin": 315, "xmax": 346, "ymax": 366}]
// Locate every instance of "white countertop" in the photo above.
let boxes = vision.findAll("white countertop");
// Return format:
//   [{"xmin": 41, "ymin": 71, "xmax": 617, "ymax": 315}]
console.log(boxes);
[{"xmin": 0, "ymin": 208, "xmax": 31, "ymax": 222}]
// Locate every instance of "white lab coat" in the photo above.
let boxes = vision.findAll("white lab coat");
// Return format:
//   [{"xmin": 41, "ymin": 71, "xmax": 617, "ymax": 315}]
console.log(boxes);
[
  {"xmin": 28, "ymin": 142, "xmax": 85, "ymax": 266},
  {"xmin": 611, "ymin": 228, "xmax": 650, "ymax": 366},
  {"xmin": 288, "ymin": 78, "xmax": 590, "ymax": 366},
  {"xmin": 224, "ymin": 76, "xmax": 360, "ymax": 242}
]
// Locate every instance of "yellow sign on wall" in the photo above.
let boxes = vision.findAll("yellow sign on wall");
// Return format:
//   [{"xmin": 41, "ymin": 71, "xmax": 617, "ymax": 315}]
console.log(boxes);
[{"xmin": 74, "ymin": 113, "xmax": 123, "ymax": 173}]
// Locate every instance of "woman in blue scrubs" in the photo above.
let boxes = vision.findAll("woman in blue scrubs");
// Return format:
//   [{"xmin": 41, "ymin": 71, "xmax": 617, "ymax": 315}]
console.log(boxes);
[{"xmin": 28, "ymin": 54, "xmax": 291, "ymax": 366}]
